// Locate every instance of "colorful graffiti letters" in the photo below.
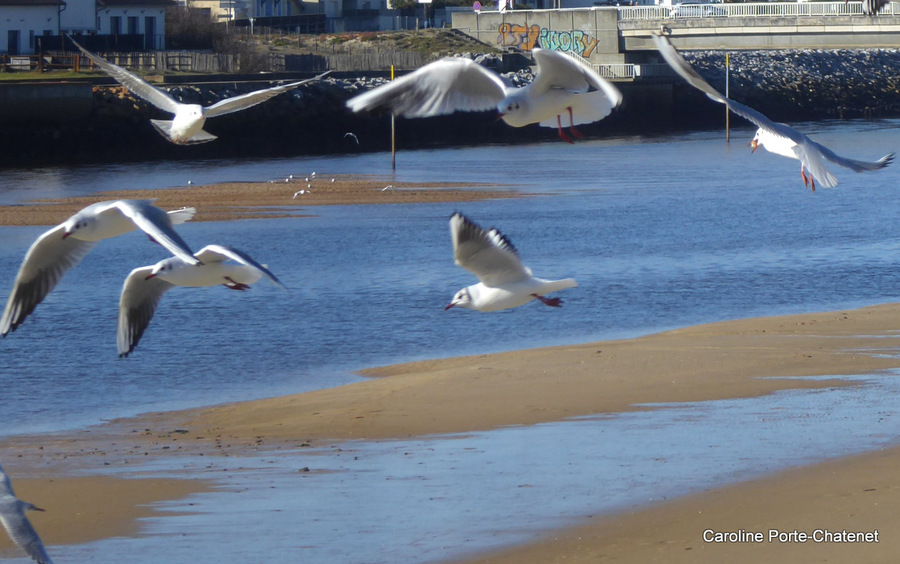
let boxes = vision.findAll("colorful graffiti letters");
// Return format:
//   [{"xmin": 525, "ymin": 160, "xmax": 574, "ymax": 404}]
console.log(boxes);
[
  {"xmin": 497, "ymin": 23, "xmax": 599, "ymax": 58},
  {"xmin": 539, "ymin": 29, "xmax": 599, "ymax": 57},
  {"xmin": 498, "ymin": 23, "xmax": 541, "ymax": 50}
]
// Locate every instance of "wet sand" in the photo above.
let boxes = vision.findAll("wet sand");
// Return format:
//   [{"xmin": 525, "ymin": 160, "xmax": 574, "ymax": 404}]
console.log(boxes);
[
  {"xmin": 3, "ymin": 303, "xmax": 900, "ymax": 561},
  {"xmin": 0, "ymin": 174, "xmax": 518, "ymax": 225}
]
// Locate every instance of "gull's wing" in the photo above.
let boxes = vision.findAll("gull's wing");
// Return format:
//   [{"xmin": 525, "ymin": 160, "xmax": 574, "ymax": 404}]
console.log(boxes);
[
  {"xmin": 653, "ymin": 34, "xmax": 894, "ymax": 184},
  {"xmin": 69, "ymin": 36, "xmax": 181, "ymax": 115},
  {"xmin": 204, "ymin": 71, "xmax": 331, "ymax": 118},
  {"xmin": 0, "ymin": 466, "xmax": 54, "ymax": 564},
  {"xmin": 651, "ymin": 34, "xmax": 806, "ymax": 146},
  {"xmin": 530, "ymin": 49, "xmax": 623, "ymax": 107},
  {"xmin": 346, "ymin": 57, "xmax": 508, "ymax": 118},
  {"xmin": 809, "ymin": 141, "xmax": 895, "ymax": 172},
  {"xmin": 117, "ymin": 265, "xmax": 175, "ymax": 357},
  {"xmin": 1, "ymin": 224, "xmax": 97, "ymax": 336},
  {"xmin": 450, "ymin": 213, "xmax": 531, "ymax": 287},
  {"xmin": 0, "ymin": 501, "xmax": 53, "ymax": 564},
  {"xmin": 194, "ymin": 245, "xmax": 285, "ymax": 288},
  {"xmin": 98, "ymin": 200, "xmax": 199, "ymax": 265}
]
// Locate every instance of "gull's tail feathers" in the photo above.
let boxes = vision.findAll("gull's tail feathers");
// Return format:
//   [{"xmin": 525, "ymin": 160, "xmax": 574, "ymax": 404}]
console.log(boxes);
[
  {"xmin": 150, "ymin": 120, "xmax": 218, "ymax": 145},
  {"xmin": 166, "ymin": 207, "xmax": 197, "ymax": 225}
]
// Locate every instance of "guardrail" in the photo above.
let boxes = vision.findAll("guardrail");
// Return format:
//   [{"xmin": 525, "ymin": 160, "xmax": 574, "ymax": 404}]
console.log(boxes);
[{"xmin": 618, "ymin": 1, "xmax": 900, "ymax": 20}]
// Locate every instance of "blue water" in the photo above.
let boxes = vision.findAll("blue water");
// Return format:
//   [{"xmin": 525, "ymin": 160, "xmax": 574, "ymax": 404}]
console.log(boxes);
[{"xmin": 2, "ymin": 119, "xmax": 900, "ymax": 437}]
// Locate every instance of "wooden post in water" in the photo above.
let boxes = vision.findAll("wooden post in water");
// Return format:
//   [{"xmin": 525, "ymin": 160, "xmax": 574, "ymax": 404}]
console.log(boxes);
[
  {"xmin": 725, "ymin": 52, "xmax": 730, "ymax": 143},
  {"xmin": 391, "ymin": 64, "xmax": 397, "ymax": 171}
]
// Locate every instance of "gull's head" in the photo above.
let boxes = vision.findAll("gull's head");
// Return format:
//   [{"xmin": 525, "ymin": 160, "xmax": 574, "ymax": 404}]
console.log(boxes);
[
  {"xmin": 62, "ymin": 215, "xmax": 91, "ymax": 239},
  {"xmin": 496, "ymin": 91, "xmax": 528, "ymax": 127},
  {"xmin": 146, "ymin": 258, "xmax": 179, "ymax": 280},
  {"xmin": 445, "ymin": 287, "xmax": 473, "ymax": 311},
  {"xmin": 750, "ymin": 129, "xmax": 762, "ymax": 153}
]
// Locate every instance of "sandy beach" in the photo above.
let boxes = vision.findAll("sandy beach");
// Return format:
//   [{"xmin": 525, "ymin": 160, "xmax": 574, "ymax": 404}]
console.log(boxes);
[{"xmin": 2, "ymin": 179, "xmax": 900, "ymax": 562}]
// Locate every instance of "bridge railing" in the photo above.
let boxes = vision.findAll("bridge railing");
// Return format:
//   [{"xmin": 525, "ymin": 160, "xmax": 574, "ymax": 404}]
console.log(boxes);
[
  {"xmin": 565, "ymin": 50, "xmax": 672, "ymax": 80},
  {"xmin": 618, "ymin": 1, "xmax": 900, "ymax": 20}
]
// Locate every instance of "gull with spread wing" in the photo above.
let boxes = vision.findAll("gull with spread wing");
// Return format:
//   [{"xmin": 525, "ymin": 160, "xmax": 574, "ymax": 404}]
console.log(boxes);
[
  {"xmin": 0, "ymin": 463, "xmax": 54, "ymax": 564},
  {"xmin": 1, "ymin": 200, "xmax": 197, "ymax": 337},
  {"xmin": 653, "ymin": 33, "xmax": 893, "ymax": 191},
  {"xmin": 445, "ymin": 213, "xmax": 577, "ymax": 312},
  {"xmin": 70, "ymin": 37, "xmax": 329, "ymax": 145},
  {"xmin": 346, "ymin": 49, "xmax": 622, "ymax": 143},
  {"xmin": 117, "ymin": 245, "xmax": 284, "ymax": 356}
]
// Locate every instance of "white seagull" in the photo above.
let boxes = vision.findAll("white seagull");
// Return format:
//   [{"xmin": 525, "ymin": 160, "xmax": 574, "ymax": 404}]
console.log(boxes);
[
  {"xmin": 1, "ymin": 200, "xmax": 198, "ymax": 337},
  {"xmin": 70, "ymin": 37, "xmax": 329, "ymax": 145},
  {"xmin": 653, "ymin": 33, "xmax": 893, "ymax": 191},
  {"xmin": 0, "ymin": 463, "xmax": 54, "ymax": 564},
  {"xmin": 117, "ymin": 245, "xmax": 284, "ymax": 357},
  {"xmin": 346, "ymin": 49, "xmax": 623, "ymax": 143},
  {"xmin": 445, "ymin": 213, "xmax": 577, "ymax": 312}
]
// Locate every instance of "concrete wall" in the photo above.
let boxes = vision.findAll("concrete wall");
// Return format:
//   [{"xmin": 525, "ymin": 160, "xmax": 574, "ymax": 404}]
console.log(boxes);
[
  {"xmin": 455, "ymin": 8, "xmax": 900, "ymax": 60},
  {"xmin": 454, "ymin": 8, "xmax": 623, "ymax": 62}
]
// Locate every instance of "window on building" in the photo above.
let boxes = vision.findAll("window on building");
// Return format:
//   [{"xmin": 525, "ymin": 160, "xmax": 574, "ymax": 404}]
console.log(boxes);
[
  {"xmin": 111, "ymin": 16, "xmax": 122, "ymax": 35},
  {"xmin": 128, "ymin": 16, "xmax": 139, "ymax": 34},
  {"xmin": 144, "ymin": 17, "xmax": 155, "ymax": 49},
  {"xmin": 7, "ymin": 30, "xmax": 20, "ymax": 55}
]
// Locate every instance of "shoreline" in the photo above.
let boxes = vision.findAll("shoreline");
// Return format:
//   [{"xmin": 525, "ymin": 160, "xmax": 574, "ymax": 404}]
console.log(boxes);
[{"xmin": 2, "ymin": 302, "xmax": 900, "ymax": 560}]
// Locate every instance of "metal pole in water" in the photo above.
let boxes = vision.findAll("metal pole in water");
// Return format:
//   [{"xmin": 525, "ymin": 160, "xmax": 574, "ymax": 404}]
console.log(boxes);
[
  {"xmin": 391, "ymin": 64, "xmax": 396, "ymax": 171},
  {"xmin": 725, "ymin": 52, "xmax": 730, "ymax": 143}
]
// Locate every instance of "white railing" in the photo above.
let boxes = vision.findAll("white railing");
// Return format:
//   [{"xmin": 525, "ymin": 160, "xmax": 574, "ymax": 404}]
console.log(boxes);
[
  {"xmin": 618, "ymin": 1, "xmax": 900, "ymax": 20},
  {"xmin": 565, "ymin": 51, "xmax": 672, "ymax": 80}
]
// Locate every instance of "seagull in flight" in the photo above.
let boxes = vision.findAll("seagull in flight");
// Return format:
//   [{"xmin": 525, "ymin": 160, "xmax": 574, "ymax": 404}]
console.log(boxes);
[
  {"xmin": 117, "ymin": 245, "xmax": 284, "ymax": 356},
  {"xmin": 69, "ymin": 36, "xmax": 330, "ymax": 145},
  {"xmin": 0, "ymin": 463, "xmax": 54, "ymax": 564},
  {"xmin": 1, "ymin": 200, "xmax": 198, "ymax": 337},
  {"xmin": 346, "ymin": 50, "xmax": 622, "ymax": 143},
  {"xmin": 445, "ymin": 213, "xmax": 577, "ymax": 312},
  {"xmin": 653, "ymin": 33, "xmax": 893, "ymax": 191}
]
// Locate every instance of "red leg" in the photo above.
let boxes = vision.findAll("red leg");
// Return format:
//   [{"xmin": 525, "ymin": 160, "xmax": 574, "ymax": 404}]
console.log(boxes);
[
  {"xmin": 532, "ymin": 294, "xmax": 563, "ymax": 308},
  {"xmin": 557, "ymin": 115, "xmax": 574, "ymax": 144},
  {"xmin": 801, "ymin": 166, "xmax": 815, "ymax": 192},
  {"xmin": 568, "ymin": 107, "xmax": 584, "ymax": 139}
]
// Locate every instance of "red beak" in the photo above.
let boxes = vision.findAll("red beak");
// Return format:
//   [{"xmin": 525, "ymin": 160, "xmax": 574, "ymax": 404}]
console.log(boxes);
[
  {"xmin": 145, "ymin": 273, "xmax": 157, "ymax": 280},
  {"xmin": 750, "ymin": 139, "xmax": 759, "ymax": 153},
  {"xmin": 444, "ymin": 303, "xmax": 455, "ymax": 310}
]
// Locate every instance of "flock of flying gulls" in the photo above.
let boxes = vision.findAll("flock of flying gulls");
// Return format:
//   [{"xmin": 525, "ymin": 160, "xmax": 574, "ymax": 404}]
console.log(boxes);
[{"xmin": 0, "ymin": 32, "xmax": 896, "ymax": 563}]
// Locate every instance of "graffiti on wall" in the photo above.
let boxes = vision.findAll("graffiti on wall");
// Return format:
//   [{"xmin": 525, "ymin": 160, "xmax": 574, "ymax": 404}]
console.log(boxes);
[{"xmin": 497, "ymin": 23, "xmax": 600, "ymax": 58}]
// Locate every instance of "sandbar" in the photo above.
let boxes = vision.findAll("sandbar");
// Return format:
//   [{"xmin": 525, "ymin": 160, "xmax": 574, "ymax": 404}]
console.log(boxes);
[
  {"xmin": 0, "ymin": 174, "xmax": 519, "ymax": 225},
  {"xmin": 3, "ymin": 303, "xmax": 900, "ymax": 562}
]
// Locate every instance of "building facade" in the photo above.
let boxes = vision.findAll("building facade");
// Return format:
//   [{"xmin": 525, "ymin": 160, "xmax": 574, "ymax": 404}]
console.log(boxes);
[{"xmin": 1, "ymin": 0, "xmax": 170, "ymax": 54}]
